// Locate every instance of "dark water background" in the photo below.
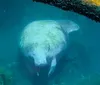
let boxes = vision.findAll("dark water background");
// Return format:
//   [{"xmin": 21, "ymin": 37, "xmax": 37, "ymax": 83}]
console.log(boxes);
[{"xmin": 0, "ymin": 0, "xmax": 100, "ymax": 85}]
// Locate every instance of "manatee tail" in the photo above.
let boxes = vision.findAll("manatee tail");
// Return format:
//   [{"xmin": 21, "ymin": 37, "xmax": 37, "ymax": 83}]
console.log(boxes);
[{"xmin": 57, "ymin": 20, "xmax": 80, "ymax": 34}]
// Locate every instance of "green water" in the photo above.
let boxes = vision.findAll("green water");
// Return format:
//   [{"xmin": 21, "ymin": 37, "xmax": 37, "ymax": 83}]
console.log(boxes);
[{"xmin": 0, "ymin": 0, "xmax": 100, "ymax": 85}]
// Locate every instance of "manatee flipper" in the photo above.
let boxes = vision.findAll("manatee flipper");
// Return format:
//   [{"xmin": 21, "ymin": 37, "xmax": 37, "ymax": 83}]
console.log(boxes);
[
  {"xmin": 48, "ymin": 57, "xmax": 56, "ymax": 76},
  {"xmin": 57, "ymin": 20, "xmax": 80, "ymax": 34}
]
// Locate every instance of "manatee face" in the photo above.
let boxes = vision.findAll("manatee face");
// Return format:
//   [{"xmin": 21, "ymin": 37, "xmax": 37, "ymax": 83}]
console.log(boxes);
[
  {"xmin": 28, "ymin": 47, "xmax": 52, "ymax": 76},
  {"xmin": 32, "ymin": 48, "xmax": 48, "ymax": 66}
]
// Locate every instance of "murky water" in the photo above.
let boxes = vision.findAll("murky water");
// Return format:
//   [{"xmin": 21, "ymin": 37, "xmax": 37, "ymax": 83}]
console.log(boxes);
[{"xmin": 0, "ymin": 0, "xmax": 100, "ymax": 85}]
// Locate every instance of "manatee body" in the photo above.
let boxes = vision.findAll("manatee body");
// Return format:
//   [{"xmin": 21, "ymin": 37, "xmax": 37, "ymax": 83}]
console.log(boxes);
[{"xmin": 19, "ymin": 20, "xmax": 79, "ymax": 76}]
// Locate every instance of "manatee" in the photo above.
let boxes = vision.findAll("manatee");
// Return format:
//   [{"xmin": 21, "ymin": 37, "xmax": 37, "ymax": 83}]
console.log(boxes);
[{"xmin": 19, "ymin": 20, "xmax": 79, "ymax": 77}]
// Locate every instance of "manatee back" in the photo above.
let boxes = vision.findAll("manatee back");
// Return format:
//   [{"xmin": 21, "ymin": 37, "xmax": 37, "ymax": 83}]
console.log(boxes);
[{"xmin": 20, "ymin": 20, "xmax": 67, "ymax": 58}]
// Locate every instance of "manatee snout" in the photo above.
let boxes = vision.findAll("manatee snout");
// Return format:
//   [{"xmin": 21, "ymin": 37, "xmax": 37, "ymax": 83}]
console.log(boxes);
[{"xmin": 34, "ymin": 59, "xmax": 51, "ymax": 76}]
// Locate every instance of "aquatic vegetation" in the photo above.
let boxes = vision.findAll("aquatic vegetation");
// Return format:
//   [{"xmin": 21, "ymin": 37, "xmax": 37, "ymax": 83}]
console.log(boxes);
[
  {"xmin": 83, "ymin": 0, "xmax": 100, "ymax": 6},
  {"xmin": 0, "ymin": 67, "xmax": 13, "ymax": 85}
]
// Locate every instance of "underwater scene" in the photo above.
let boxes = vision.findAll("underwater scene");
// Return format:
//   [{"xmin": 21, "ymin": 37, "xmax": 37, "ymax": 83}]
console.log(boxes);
[{"xmin": 0, "ymin": 0, "xmax": 100, "ymax": 85}]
